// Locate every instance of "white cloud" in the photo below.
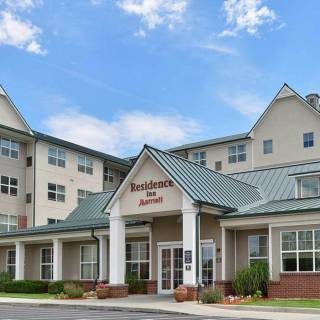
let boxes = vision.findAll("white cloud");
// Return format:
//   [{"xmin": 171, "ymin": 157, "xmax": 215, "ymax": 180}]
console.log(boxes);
[
  {"xmin": 44, "ymin": 109, "xmax": 202, "ymax": 156},
  {"xmin": 3, "ymin": 0, "xmax": 42, "ymax": 11},
  {"xmin": 0, "ymin": 10, "xmax": 45, "ymax": 54},
  {"xmin": 197, "ymin": 42, "xmax": 236, "ymax": 55},
  {"xmin": 117, "ymin": 0, "xmax": 188, "ymax": 35},
  {"xmin": 220, "ymin": 91, "xmax": 266, "ymax": 118},
  {"xmin": 220, "ymin": 0, "xmax": 278, "ymax": 37},
  {"xmin": 134, "ymin": 28, "xmax": 146, "ymax": 37}
]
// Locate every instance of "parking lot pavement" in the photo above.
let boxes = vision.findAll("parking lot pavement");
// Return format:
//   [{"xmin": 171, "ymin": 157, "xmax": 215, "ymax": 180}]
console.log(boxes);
[{"xmin": 0, "ymin": 305, "xmax": 260, "ymax": 320}]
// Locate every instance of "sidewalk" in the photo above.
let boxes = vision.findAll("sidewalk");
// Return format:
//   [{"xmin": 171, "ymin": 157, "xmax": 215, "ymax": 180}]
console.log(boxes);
[{"xmin": 0, "ymin": 295, "xmax": 320, "ymax": 320}]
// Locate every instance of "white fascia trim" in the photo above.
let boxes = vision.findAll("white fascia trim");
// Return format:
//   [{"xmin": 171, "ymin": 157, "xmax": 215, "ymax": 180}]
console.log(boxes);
[{"xmin": 157, "ymin": 241, "xmax": 183, "ymax": 246}]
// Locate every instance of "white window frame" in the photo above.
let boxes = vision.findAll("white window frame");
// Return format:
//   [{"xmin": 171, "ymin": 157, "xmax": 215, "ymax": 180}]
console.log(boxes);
[
  {"xmin": 77, "ymin": 189, "xmax": 92, "ymax": 205},
  {"xmin": 0, "ymin": 214, "xmax": 17, "ymax": 233},
  {"xmin": 263, "ymin": 139, "xmax": 273, "ymax": 154},
  {"xmin": 228, "ymin": 144, "xmax": 246, "ymax": 163},
  {"xmin": 303, "ymin": 132, "xmax": 314, "ymax": 148},
  {"xmin": 80, "ymin": 245, "xmax": 97, "ymax": 280},
  {"xmin": 0, "ymin": 175, "xmax": 18, "ymax": 197},
  {"xmin": 200, "ymin": 240, "xmax": 216, "ymax": 287},
  {"xmin": 47, "ymin": 218, "xmax": 63, "ymax": 225},
  {"xmin": 78, "ymin": 156, "xmax": 93, "ymax": 175},
  {"xmin": 104, "ymin": 167, "xmax": 114, "ymax": 183},
  {"xmin": 40, "ymin": 247, "xmax": 53, "ymax": 281},
  {"xmin": 0, "ymin": 137, "xmax": 19, "ymax": 160},
  {"xmin": 48, "ymin": 146, "xmax": 66, "ymax": 168},
  {"xmin": 192, "ymin": 151, "xmax": 207, "ymax": 167},
  {"xmin": 297, "ymin": 176, "xmax": 320, "ymax": 199},
  {"xmin": 48, "ymin": 183, "xmax": 65, "ymax": 202},
  {"xmin": 248, "ymin": 235, "xmax": 269, "ymax": 265},
  {"xmin": 6, "ymin": 249, "xmax": 16, "ymax": 278},
  {"xmin": 126, "ymin": 241, "xmax": 150, "ymax": 280},
  {"xmin": 281, "ymin": 229, "xmax": 320, "ymax": 273}
]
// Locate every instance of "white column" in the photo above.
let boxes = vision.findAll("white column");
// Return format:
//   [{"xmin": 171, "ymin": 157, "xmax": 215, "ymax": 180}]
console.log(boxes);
[
  {"xmin": 221, "ymin": 227, "xmax": 226, "ymax": 281},
  {"xmin": 15, "ymin": 241, "xmax": 25, "ymax": 280},
  {"xmin": 53, "ymin": 239, "xmax": 63, "ymax": 281},
  {"xmin": 268, "ymin": 225, "xmax": 273, "ymax": 280},
  {"xmin": 109, "ymin": 216, "xmax": 126, "ymax": 284},
  {"xmin": 99, "ymin": 235, "xmax": 108, "ymax": 281},
  {"xmin": 182, "ymin": 208, "xmax": 198, "ymax": 286}
]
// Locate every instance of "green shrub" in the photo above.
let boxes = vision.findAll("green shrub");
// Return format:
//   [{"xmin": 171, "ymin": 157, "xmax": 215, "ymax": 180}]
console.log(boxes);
[
  {"xmin": 200, "ymin": 288, "xmax": 224, "ymax": 304},
  {"xmin": 48, "ymin": 281, "xmax": 64, "ymax": 294},
  {"xmin": 64, "ymin": 289, "xmax": 84, "ymax": 298},
  {"xmin": 125, "ymin": 273, "xmax": 145, "ymax": 294},
  {"xmin": 0, "ymin": 272, "xmax": 13, "ymax": 292},
  {"xmin": 233, "ymin": 262, "xmax": 269, "ymax": 296},
  {"xmin": 4, "ymin": 280, "xmax": 48, "ymax": 293}
]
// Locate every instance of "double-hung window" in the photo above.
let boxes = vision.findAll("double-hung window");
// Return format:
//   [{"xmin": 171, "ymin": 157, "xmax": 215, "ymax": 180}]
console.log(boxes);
[
  {"xmin": 48, "ymin": 183, "xmax": 65, "ymax": 202},
  {"xmin": 297, "ymin": 177, "xmax": 320, "ymax": 198},
  {"xmin": 192, "ymin": 151, "xmax": 207, "ymax": 166},
  {"xmin": 248, "ymin": 235, "xmax": 268, "ymax": 265},
  {"xmin": 228, "ymin": 144, "xmax": 246, "ymax": 163},
  {"xmin": 48, "ymin": 147, "xmax": 65, "ymax": 168},
  {"xmin": 0, "ymin": 138, "xmax": 19, "ymax": 159},
  {"xmin": 104, "ymin": 167, "xmax": 114, "ymax": 183},
  {"xmin": 77, "ymin": 189, "xmax": 92, "ymax": 205},
  {"xmin": 1, "ymin": 175, "xmax": 18, "ymax": 196},
  {"xmin": 126, "ymin": 242, "xmax": 150, "ymax": 280},
  {"xmin": 263, "ymin": 140, "xmax": 273, "ymax": 154},
  {"xmin": 80, "ymin": 245, "xmax": 98, "ymax": 280},
  {"xmin": 40, "ymin": 248, "xmax": 53, "ymax": 280},
  {"xmin": 0, "ymin": 214, "xmax": 17, "ymax": 233},
  {"xmin": 6, "ymin": 250, "xmax": 16, "ymax": 278},
  {"xmin": 78, "ymin": 156, "xmax": 93, "ymax": 175},
  {"xmin": 281, "ymin": 230, "xmax": 320, "ymax": 272},
  {"xmin": 303, "ymin": 132, "xmax": 314, "ymax": 148}
]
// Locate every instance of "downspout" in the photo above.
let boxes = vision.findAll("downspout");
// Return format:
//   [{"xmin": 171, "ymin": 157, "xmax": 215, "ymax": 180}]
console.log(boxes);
[
  {"xmin": 196, "ymin": 204, "xmax": 202, "ymax": 302},
  {"xmin": 32, "ymin": 138, "xmax": 38, "ymax": 227},
  {"xmin": 91, "ymin": 228, "xmax": 100, "ymax": 289}
]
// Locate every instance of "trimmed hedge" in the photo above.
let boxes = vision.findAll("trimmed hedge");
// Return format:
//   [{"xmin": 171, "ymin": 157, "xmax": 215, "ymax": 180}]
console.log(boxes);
[
  {"xmin": 48, "ymin": 281, "xmax": 64, "ymax": 294},
  {"xmin": 4, "ymin": 280, "xmax": 48, "ymax": 293},
  {"xmin": 126, "ymin": 273, "xmax": 145, "ymax": 294},
  {"xmin": 0, "ymin": 272, "xmax": 13, "ymax": 292}
]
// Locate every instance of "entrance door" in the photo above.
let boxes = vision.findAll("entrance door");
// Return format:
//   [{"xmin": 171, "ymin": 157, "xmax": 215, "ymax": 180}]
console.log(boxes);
[{"xmin": 158, "ymin": 245, "xmax": 183, "ymax": 294}]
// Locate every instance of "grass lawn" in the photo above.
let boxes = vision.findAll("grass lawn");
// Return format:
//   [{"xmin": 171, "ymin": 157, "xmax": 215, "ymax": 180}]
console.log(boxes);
[
  {"xmin": 241, "ymin": 299, "xmax": 320, "ymax": 308},
  {"xmin": 0, "ymin": 292, "xmax": 55, "ymax": 299}
]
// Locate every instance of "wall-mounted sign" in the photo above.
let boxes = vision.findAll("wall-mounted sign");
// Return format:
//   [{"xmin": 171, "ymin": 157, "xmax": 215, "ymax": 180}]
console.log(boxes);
[{"xmin": 184, "ymin": 250, "xmax": 192, "ymax": 264}]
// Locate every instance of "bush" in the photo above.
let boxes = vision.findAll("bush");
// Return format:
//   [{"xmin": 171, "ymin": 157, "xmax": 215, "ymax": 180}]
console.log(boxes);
[
  {"xmin": 4, "ymin": 280, "xmax": 48, "ymax": 293},
  {"xmin": 0, "ymin": 272, "xmax": 13, "ymax": 292},
  {"xmin": 48, "ymin": 281, "xmax": 64, "ymax": 294},
  {"xmin": 233, "ymin": 262, "xmax": 269, "ymax": 296},
  {"xmin": 126, "ymin": 273, "xmax": 145, "ymax": 294},
  {"xmin": 200, "ymin": 288, "xmax": 224, "ymax": 304},
  {"xmin": 63, "ymin": 281, "xmax": 84, "ymax": 299},
  {"xmin": 64, "ymin": 289, "xmax": 84, "ymax": 298}
]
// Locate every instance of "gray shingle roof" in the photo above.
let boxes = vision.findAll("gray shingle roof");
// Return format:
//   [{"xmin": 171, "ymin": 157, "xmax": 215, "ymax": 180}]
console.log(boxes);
[{"xmin": 147, "ymin": 145, "xmax": 263, "ymax": 211}]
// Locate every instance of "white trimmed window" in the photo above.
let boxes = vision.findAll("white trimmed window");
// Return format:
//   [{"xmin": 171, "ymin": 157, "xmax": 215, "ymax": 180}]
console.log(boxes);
[
  {"xmin": 78, "ymin": 156, "xmax": 93, "ymax": 175},
  {"xmin": 297, "ymin": 176, "xmax": 320, "ymax": 198},
  {"xmin": 119, "ymin": 171, "xmax": 126, "ymax": 184},
  {"xmin": 47, "ymin": 218, "xmax": 63, "ymax": 225},
  {"xmin": 0, "ymin": 137, "xmax": 19, "ymax": 159},
  {"xmin": 48, "ymin": 147, "xmax": 66, "ymax": 168},
  {"xmin": 0, "ymin": 214, "xmax": 17, "ymax": 233},
  {"xmin": 303, "ymin": 132, "xmax": 314, "ymax": 148},
  {"xmin": 281, "ymin": 230, "xmax": 320, "ymax": 272},
  {"xmin": 248, "ymin": 235, "xmax": 268, "ymax": 265},
  {"xmin": 192, "ymin": 151, "xmax": 207, "ymax": 166},
  {"xmin": 201, "ymin": 243, "xmax": 214, "ymax": 287},
  {"xmin": 77, "ymin": 189, "xmax": 92, "ymax": 205},
  {"xmin": 6, "ymin": 250, "xmax": 16, "ymax": 278},
  {"xmin": 1, "ymin": 175, "xmax": 18, "ymax": 196},
  {"xmin": 228, "ymin": 144, "xmax": 246, "ymax": 163},
  {"xmin": 104, "ymin": 167, "xmax": 114, "ymax": 183},
  {"xmin": 80, "ymin": 245, "xmax": 97, "ymax": 280},
  {"xmin": 48, "ymin": 183, "xmax": 65, "ymax": 202},
  {"xmin": 126, "ymin": 242, "xmax": 150, "ymax": 280},
  {"xmin": 40, "ymin": 247, "xmax": 53, "ymax": 280},
  {"xmin": 263, "ymin": 139, "xmax": 273, "ymax": 154}
]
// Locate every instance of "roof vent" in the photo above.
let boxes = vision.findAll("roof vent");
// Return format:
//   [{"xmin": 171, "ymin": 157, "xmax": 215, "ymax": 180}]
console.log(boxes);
[{"xmin": 306, "ymin": 93, "xmax": 320, "ymax": 111}]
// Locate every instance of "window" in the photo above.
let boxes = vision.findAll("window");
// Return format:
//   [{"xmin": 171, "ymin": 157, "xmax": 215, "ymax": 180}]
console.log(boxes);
[
  {"xmin": 80, "ymin": 245, "xmax": 97, "ymax": 280},
  {"xmin": 0, "ymin": 214, "xmax": 17, "ymax": 233},
  {"xmin": 104, "ymin": 167, "xmax": 114, "ymax": 183},
  {"xmin": 77, "ymin": 189, "xmax": 92, "ymax": 205},
  {"xmin": 126, "ymin": 242, "xmax": 150, "ymax": 280},
  {"xmin": 304, "ymin": 132, "xmax": 314, "ymax": 148},
  {"xmin": 6, "ymin": 250, "xmax": 16, "ymax": 278},
  {"xmin": 248, "ymin": 235, "xmax": 268, "ymax": 265},
  {"xmin": 119, "ymin": 171, "xmax": 126, "ymax": 184},
  {"xmin": 192, "ymin": 151, "xmax": 207, "ymax": 166},
  {"xmin": 26, "ymin": 156, "xmax": 32, "ymax": 167},
  {"xmin": 40, "ymin": 248, "xmax": 53, "ymax": 280},
  {"xmin": 201, "ymin": 243, "xmax": 214, "ymax": 287},
  {"xmin": 263, "ymin": 140, "xmax": 273, "ymax": 154},
  {"xmin": 297, "ymin": 177, "xmax": 320, "ymax": 198},
  {"xmin": 1, "ymin": 175, "xmax": 18, "ymax": 196},
  {"xmin": 281, "ymin": 230, "xmax": 320, "ymax": 272},
  {"xmin": 47, "ymin": 218, "xmax": 63, "ymax": 225},
  {"xmin": 0, "ymin": 137, "xmax": 19, "ymax": 159},
  {"xmin": 48, "ymin": 183, "xmax": 65, "ymax": 202},
  {"xmin": 48, "ymin": 147, "xmax": 65, "ymax": 168},
  {"xmin": 215, "ymin": 161, "xmax": 222, "ymax": 171},
  {"xmin": 78, "ymin": 156, "xmax": 93, "ymax": 175},
  {"xmin": 26, "ymin": 193, "xmax": 32, "ymax": 204},
  {"xmin": 228, "ymin": 144, "xmax": 246, "ymax": 163}
]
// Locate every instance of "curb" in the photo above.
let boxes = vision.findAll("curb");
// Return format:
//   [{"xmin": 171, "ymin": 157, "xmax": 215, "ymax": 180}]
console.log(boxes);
[{"xmin": 211, "ymin": 304, "xmax": 320, "ymax": 315}]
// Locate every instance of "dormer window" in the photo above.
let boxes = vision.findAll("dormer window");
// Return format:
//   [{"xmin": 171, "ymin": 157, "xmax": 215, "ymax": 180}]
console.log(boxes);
[{"xmin": 297, "ymin": 176, "xmax": 320, "ymax": 198}]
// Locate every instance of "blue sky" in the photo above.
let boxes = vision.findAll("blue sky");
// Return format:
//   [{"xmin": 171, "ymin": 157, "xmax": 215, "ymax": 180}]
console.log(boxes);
[{"xmin": 0, "ymin": 0, "xmax": 319, "ymax": 157}]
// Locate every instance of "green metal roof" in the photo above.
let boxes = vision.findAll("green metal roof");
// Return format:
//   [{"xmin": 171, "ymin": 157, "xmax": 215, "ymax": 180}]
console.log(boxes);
[
  {"xmin": 167, "ymin": 132, "xmax": 249, "ymax": 152},
  {"xmin": 221, "ymin": 197, "xmax": 320, "ymax": 219},
  {"xmin": 34, "ymin": 131, "xmax": 131, "ymax": 167},
  {"xmin": 146, "ymin": 145, "xmax": 263, "ymax": 211}
]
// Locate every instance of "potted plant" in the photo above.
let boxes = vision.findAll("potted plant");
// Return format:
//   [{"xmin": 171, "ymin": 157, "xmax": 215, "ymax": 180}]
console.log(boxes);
[
  {"xmin": 96, "ymin": 283, "xmax": 109, "ymax": 299},
  {"xmin": 174, "ymin": 285, "xmax": 188, "ymax": 302}
]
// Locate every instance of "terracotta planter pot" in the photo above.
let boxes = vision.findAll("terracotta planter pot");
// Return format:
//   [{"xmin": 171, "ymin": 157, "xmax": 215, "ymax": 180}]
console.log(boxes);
[
  {"xmin": 96, "ymin": 288, "xmax": 109, "ymax": 299},
  {"xmin": 174, "ymin": 288, "xmax": 187, "ymax": 303}
]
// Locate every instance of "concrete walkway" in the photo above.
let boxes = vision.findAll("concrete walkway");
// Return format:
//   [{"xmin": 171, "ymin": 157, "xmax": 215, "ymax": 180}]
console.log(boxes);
[{"xmin": 0, "ymin": 295, "xmax": 320, "ymax": 320}]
